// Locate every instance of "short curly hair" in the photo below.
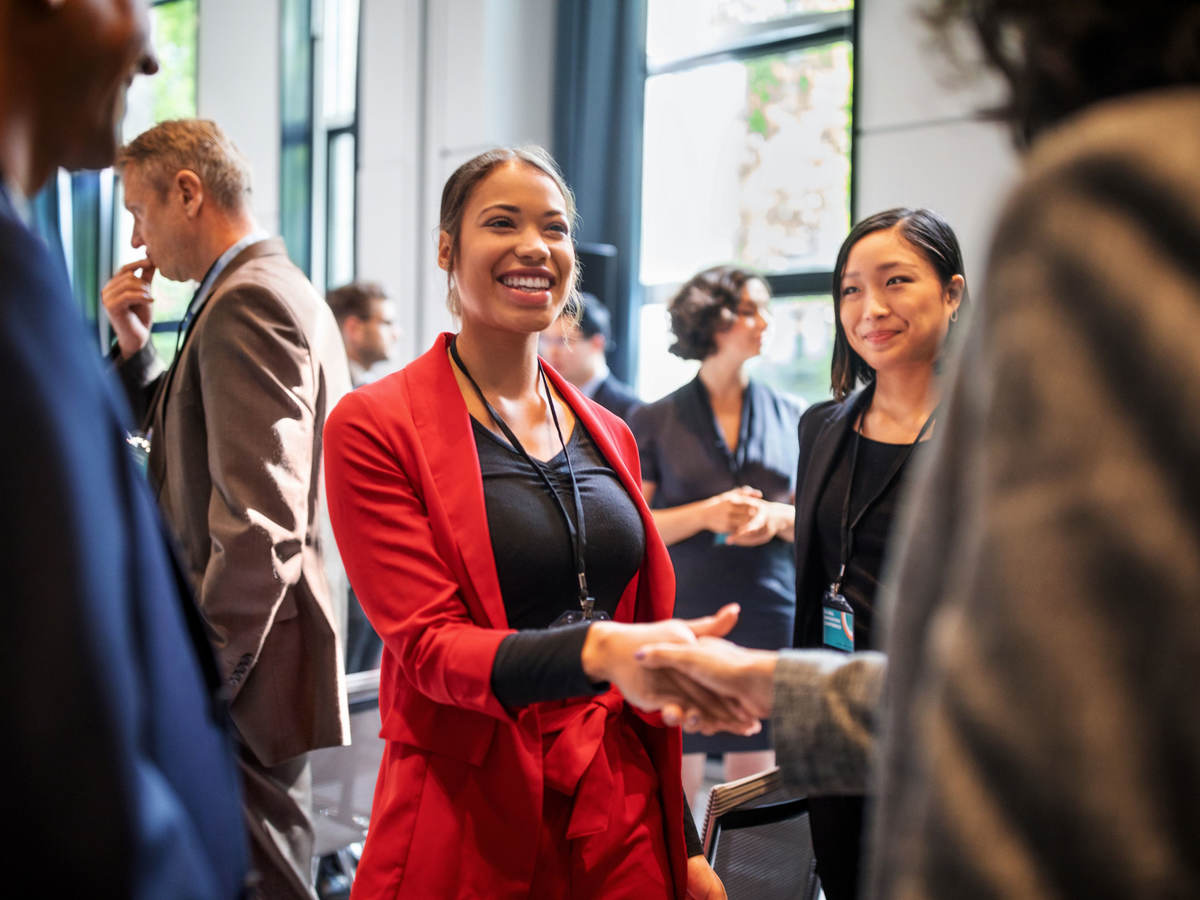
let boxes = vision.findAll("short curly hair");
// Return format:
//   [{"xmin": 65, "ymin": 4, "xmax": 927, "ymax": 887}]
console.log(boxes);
[{"xmin": 667, "ymin": 266, "xmax": 769, "ymax": 361}]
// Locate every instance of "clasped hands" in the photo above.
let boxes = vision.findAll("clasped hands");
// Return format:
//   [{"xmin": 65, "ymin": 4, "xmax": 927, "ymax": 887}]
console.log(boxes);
[
  {"xmin": 582, "ymin": 603, "xmax": 778, "ymax": 736},
  {"xmin": 706, "ymin": 487, "xmax": 790, "ymax": 547}
]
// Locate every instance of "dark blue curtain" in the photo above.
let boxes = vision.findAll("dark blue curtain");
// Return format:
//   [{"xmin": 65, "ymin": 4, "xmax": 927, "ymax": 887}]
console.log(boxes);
[{"xmin": 553, "ymin": 0, "xmax": 647, "ymax": 383}]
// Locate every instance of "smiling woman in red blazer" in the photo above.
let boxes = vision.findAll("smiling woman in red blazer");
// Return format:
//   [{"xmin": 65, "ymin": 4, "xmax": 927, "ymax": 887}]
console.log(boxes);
[{"xmin": 323, "ymin": 147, "xmax": 743, "ymax": 898}]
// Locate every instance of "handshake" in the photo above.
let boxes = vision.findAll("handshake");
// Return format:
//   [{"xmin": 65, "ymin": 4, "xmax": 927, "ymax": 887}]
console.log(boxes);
[{"xmin": 581, "ymin": 604, "xmax": 779, "ymax": 734}]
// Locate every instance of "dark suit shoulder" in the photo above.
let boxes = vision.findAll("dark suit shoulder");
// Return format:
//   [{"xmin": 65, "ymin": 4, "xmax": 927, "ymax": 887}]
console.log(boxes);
[
  {"xmin": 627, "ymin": 379, "xmax": 690, "ymax": 438},
  {"xmin": 593, "ymin": 374, "xmax": 642, "ymax": 421},
  {"xmin": 798, "ymin": 397, "xmax": 845, "ymax": 441}
]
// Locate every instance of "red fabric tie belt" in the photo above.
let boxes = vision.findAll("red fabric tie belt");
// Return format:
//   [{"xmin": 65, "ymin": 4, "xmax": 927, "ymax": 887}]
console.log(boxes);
[{"xmin": 538, "ymin": 690, "xmax": 626, "ymax": 839}]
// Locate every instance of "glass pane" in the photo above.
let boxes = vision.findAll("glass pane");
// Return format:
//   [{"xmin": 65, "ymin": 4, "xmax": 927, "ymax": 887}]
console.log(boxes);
[
  {"xmin": 641, "ymin": 41, "xmax": 852, "ymax": 285},
  {"xmin": 281, "ymin": 0, "xmax": 314, "ymax": 276},
  {"xmin": 325, "ymin": 133, "xmax": 356, "ymax": 290},
  {"xmin": 123, "ymin": 0, "xmax": 198, "ymax": 140},
  {"xmin": 647, "ymin": 0, "xmax": 852, "ymax": 61},
  {"xmin": 281, "ymin": 141, "xmax": 313, "ymax": 273},
  {"xmin": 70, "ymin": 172, "xmax": 101, "ymax": 321},
  {"xmin": 323, "ymin": 0, "xmax": 361, "ymax": 124},
  {"xmin": 745, "ymin": 295, "xmax": 835, "ymax": 403},
  {"xmin": 281, "ymin": 0, "xmax": 314, "ymax": 127},
  {"xmin": 151, "ymin": 328, "xmax": 184, "ymax": 367},
  {"xmin": 637, "ymin": 294, "xmax": 835, "ymax": 405}
]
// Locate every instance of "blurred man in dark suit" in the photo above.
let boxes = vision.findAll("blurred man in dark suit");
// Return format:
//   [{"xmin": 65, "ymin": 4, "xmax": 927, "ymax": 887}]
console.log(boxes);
[
  {"xmin": 540, "ymin": 291, "xmax": 642, "ymax": 421},
  {"xmin": 0, "ymin": 0, "xmax": 247, "ymax": 896}
]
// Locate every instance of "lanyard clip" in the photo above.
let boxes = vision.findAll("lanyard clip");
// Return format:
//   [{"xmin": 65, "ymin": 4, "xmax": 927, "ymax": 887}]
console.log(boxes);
[
  {"xmin": 579, "ymin": 573, "xmax": 596, "ymax": 619},
  {"xmin": 832, "ymin": 563, "xmax": 846, "ymax": 595}
]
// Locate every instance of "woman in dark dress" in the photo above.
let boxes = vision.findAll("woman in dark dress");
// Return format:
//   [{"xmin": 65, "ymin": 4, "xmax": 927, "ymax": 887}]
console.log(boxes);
[
  {"xmin": 792, "ymin": 208, "xmax": 967, "ymax": 900},
  {"xmin": 631, "ymin": 266, "xmax": 802, "ymax": 804}
]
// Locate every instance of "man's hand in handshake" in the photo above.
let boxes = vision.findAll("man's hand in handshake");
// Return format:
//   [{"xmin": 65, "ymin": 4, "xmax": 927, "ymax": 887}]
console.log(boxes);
[{"xmin": 635, "ymin": 636, "xmax": 779, "ymax": 734}]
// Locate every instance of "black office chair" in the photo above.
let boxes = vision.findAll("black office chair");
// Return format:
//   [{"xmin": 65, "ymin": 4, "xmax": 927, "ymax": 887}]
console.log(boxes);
[
  {"xmin": 702, "ymin": 767, "xmax": 821, "ymax": 900},
  {"xmin": 311, "ymin": 669, "xmax": 385, "ymax": 899}
]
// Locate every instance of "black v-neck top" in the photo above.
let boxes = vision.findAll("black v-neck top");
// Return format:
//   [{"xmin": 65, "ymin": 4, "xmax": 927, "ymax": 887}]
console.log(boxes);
[
  {"xmin": 476, "ymin": 418, "xmax": 645, "ymax": 706},
  {"xmin": 815, "ymin": 433, "xmax": 913, "ymax": 649}
]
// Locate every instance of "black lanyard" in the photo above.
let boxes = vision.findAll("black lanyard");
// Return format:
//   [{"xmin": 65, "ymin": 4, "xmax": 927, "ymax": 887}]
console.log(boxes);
[
  {"xmin": 832, "ymin": 409, "xmax": 936, "ymax": 594},
  {"xmin": 449, "ymin": 337, "xmax": 597, "ymax": 618},
  {"xmin": 173, "ymin": 287, "xmax": 204, "ymax": 360}
]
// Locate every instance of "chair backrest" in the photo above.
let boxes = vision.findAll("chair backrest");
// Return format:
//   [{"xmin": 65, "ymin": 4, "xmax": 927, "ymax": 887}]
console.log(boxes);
[
  {"xmin": 703, "ymin": 767, "xmax": 821, "ymax": 900},
  {"xmin": 309, "ymin": 669, "xmax": 385, "ymax": 858}
]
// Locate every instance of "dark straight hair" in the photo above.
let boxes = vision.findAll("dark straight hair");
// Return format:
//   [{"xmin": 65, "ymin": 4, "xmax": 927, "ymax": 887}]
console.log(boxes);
[{"xmin": 829, "ymin": 208, "xmax": 968, "ymax": 401}]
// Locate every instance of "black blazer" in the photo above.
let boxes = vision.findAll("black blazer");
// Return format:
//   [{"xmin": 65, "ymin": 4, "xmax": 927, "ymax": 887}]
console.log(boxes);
[
  {"xmin": 592, "ymin": 373, "xmax": 643, "ymax": 422},
  {"xmin": 0, "ymin": 185, "xmax": 247, "ymax": 897},
  {"xmin": 792, "ymin": 386, "xmax": 874, "ymax": 648}
]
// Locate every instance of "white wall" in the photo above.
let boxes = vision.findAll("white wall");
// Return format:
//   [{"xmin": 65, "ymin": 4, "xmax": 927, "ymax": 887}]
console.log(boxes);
[
  {"xmin": 357, "ymin": 0, "xmax": 425, "ymax": 362},
  {"xmin": 855, "ymin": 0, "xmax": 1019, "ymax": 289},
  {"xmin": 197, "ymin": 0, "xmax": 280, "ymax": 236}
]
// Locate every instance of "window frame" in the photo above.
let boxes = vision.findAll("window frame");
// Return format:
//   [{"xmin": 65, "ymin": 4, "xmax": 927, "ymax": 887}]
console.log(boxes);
[
  {"xmin": 280, "ymin": 0, "xmax": 363, "ymax": 294},
  {"xmin": 638, "ymin": 5, "xmax": 857, "ymax": 321}
]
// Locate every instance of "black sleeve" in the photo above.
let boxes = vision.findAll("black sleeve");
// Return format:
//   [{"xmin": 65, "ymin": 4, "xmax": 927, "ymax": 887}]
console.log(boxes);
[
  {"xmin": 684, "ymin": 793, "xmax": 704, "ymax": 857},
  {"xmin": 112, "ymin": 339, "xmax": 166, "ymax": 428},
  {"xmin": 490, "ymin": 623, "xmax": 609, "ymax": 707}
]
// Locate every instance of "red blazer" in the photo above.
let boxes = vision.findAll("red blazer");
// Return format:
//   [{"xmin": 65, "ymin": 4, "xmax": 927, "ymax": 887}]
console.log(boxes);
[{"xmin": 324, "ymin": 334, "xmax": 687, "ymax": 897}]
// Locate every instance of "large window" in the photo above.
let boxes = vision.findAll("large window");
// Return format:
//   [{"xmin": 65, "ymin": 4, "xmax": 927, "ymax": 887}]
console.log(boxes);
[
  {"xmin": 29, "ymin": 0, "xmax": 197, "ymax": 357},
  {"xmin": 280, "ymin": 0, "xmax": 361, "ymax": 293},
  {"xmin": 637, "ymin": 0, "xmax": 854, "ymax": 403}
]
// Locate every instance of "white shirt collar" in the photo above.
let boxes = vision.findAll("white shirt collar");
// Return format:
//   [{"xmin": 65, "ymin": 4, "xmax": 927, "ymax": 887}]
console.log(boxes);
[
  {"xmin": 579, "ymin": 358, "xmax": 610, "ymax": 398},
  {"xmin": 348, "ymin": 359, "xmax": 370, "ymax": 388}
]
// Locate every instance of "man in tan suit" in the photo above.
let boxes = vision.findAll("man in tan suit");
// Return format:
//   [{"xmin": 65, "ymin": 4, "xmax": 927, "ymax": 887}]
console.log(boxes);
[{"xmin": 102, "ymin": 118, "xmax": 350, "ymax": 899}]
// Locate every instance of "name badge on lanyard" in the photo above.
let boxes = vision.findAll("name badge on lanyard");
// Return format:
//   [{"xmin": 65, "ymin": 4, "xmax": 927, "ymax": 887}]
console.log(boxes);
[
  {"xmin": 823, "ymin": 406, "xmax": 935, "ymax": 653},
  {"xmin": 822, "ymin": 586, "xmax": 855, "ymax": 652}
]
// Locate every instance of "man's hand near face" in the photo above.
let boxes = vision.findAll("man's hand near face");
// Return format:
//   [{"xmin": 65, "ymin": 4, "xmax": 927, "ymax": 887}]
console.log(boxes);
[{"xmin": 101, "ymin": 257, "xmax": 155, "ymax": 359}]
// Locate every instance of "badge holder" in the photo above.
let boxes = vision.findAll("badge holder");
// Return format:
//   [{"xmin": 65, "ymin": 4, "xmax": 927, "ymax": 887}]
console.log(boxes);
[
  {"xmin": 550, "ymin": 576, "xmax": 611, "ymax": 626},
  {"xmin": 822, "ymin": 572, "xmax": 855, "ymax": 652}
]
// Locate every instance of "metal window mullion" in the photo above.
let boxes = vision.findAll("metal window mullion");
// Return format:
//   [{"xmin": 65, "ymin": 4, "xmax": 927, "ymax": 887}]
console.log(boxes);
[
  {"xmin": 647, "ymin": 11, "xmax": 852, "ymax": 77},
  {"xmin": 309, "ymin": 0, "xmax": 327, "ymax": 295}
]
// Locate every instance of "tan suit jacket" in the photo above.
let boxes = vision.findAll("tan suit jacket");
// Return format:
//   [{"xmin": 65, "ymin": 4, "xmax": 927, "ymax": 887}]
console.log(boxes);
[{"xmin": 119, "ymin": 237, "xmax": 350, "ymax": 767}]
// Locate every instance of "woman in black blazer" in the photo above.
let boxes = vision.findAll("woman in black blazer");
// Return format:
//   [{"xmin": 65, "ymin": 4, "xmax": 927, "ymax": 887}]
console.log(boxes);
[{"xmin": 792, "ymin": 208, "xmax": 968, "ymax": 900}]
